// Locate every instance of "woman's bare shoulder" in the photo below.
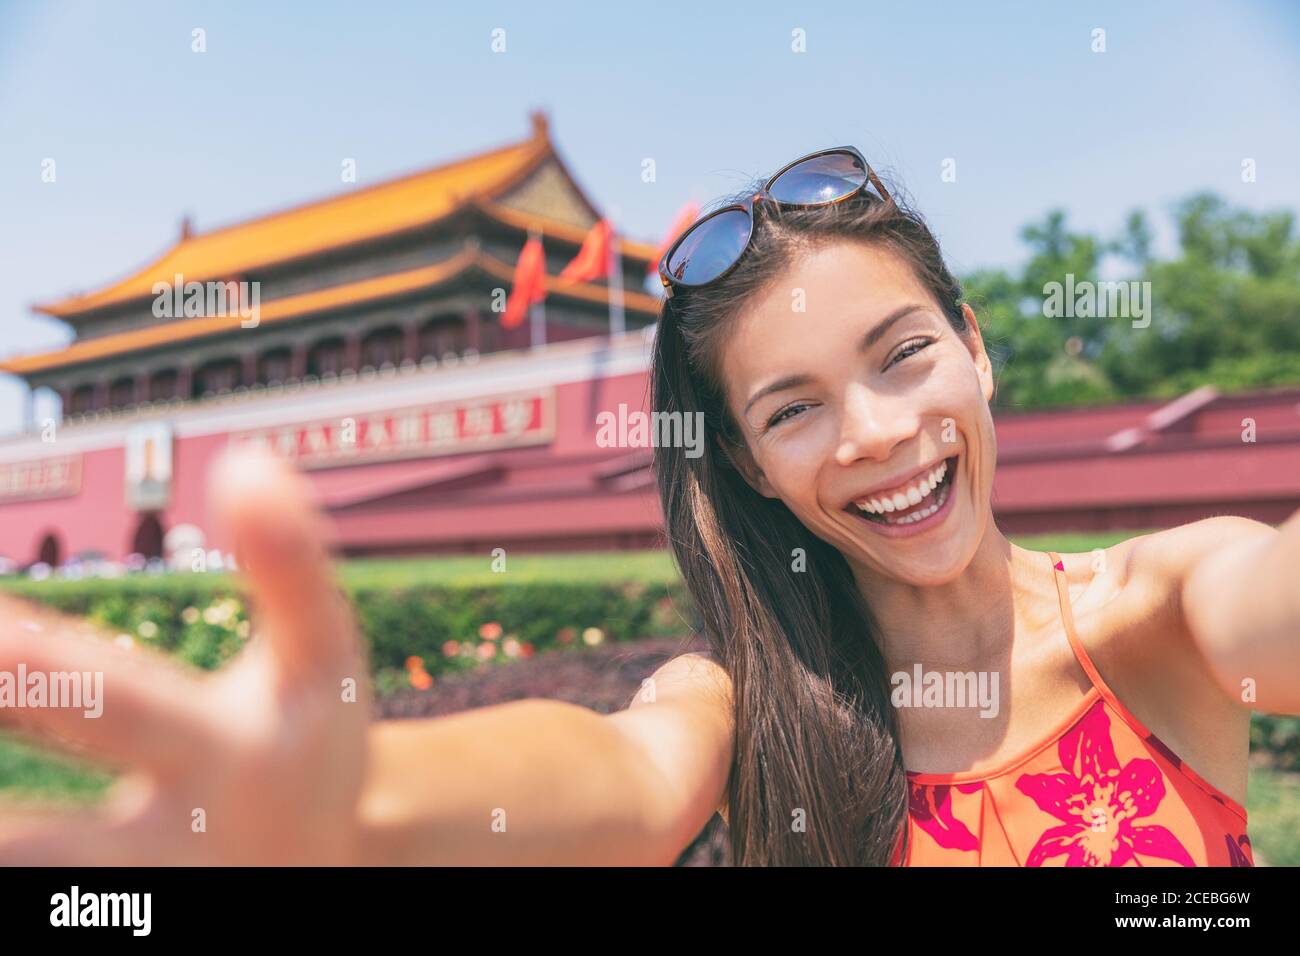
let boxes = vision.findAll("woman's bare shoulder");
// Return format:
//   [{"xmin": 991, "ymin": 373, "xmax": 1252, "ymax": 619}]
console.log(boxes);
[
  {"xmin": 1119, "ymin": 516, "xmax": 1275, "ymax": 593},
  {"xmin": 638, "ymin": 649, "xmax": 732, "ymax": 704},
  {"xmin": 1052, "ymin": 516, "xmax": 1274, "ymax": 626},
  {"xmin": 604, "ymin": 648, "xmax": 734, "ymax": 830}
]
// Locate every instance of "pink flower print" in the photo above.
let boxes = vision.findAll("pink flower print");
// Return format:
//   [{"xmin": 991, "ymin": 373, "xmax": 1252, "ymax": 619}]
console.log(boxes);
[
  {"xmin": 1014, "ymin": 700, "xmax": 1194, "ymax": 867},
  {"xmin": 909, "ymin": 781, "xmax": 983, "ymax": 851}
]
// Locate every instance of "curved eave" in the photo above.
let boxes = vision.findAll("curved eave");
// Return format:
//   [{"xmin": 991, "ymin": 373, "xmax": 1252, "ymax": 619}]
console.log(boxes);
[
  {"xmin": 32, "ymin": 130, "xmax": 556, "ymax": 321},
  {"xmin": 2, "ymin": 247, "xmax": 663, "ymax": 376}
]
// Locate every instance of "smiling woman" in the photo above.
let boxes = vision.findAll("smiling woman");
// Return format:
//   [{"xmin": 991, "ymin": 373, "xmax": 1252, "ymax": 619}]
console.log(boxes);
[
  {"xmin": 650, "ymin": 153, "xmax": 1299, "ymax": 866},
  {"xmin": 652, "ymin": 169, "xmax": 979, "ymax": 865}
]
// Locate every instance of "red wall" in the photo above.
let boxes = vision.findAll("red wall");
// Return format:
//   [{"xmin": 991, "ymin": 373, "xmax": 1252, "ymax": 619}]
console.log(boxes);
[{"xmin": 3, "ymin": 377, "xmax": 1299, "ymax": 564}]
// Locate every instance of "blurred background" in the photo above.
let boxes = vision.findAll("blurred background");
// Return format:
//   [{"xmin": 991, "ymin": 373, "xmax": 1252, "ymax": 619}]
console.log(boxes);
[{"xmin": 1, "ymin": 0, "xmax": 1298, "ymax": 865}]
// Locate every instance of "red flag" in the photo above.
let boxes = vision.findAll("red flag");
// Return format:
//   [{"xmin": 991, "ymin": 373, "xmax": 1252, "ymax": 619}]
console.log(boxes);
[
  {"xmin": 647, "ymin": 201, "xmax": 701, "ymax": 275},
  {"xmin": 503, "ymin": 235, "xmax": 546, "ymax": 330},
  {"xmin": 559, "ymin": 219, "xmax": 612, "ymax": 283}
]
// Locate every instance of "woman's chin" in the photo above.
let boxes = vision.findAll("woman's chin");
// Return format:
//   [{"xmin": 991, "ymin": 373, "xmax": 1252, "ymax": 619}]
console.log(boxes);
[
  {"xmin": 842, "ymin": 516, "xmax": 979, "ymax": 586},
  {"xmin": 883, "ymin": 548, "xmax": 971, "ymax": 586}
]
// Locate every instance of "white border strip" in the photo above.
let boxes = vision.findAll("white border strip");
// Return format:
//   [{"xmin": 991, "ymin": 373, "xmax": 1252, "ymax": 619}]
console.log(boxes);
[{"xmin": 0, "ymin": 330, "xmax": 656, "ymax": 464}]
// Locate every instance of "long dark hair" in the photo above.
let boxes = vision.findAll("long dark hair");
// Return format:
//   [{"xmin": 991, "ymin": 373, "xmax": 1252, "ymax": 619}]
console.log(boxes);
[{"xmin": 651, "ymin": 174, "xmax": 971, "ymax": 866}]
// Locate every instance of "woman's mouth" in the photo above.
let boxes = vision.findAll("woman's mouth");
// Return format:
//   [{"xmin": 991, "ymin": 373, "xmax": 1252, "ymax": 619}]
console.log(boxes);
[{"xmin": 843, "ymin": 455, "xmax": 959, "ymax": 537}]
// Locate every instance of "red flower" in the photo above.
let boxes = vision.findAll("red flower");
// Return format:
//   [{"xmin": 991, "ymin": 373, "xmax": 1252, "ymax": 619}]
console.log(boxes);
[
  {"xmin": 1015, "ymin": 700, "xmax": 1194, "ymax": 867},
  {"xmin": 909, "ymin": 781, "xmax": 983, "ymax": 851}
]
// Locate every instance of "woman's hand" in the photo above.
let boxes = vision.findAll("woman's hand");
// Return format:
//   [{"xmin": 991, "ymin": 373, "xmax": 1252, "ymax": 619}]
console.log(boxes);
[{"xmin": 0, "ymin": 448, "xmax": 371, "ymax": 865}]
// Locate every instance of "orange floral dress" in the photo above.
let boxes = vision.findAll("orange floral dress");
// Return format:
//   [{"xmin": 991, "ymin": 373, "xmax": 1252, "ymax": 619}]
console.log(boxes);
[{"xmin": 891, "ymin": 551, "xmax": 1253, "ymax": 867}]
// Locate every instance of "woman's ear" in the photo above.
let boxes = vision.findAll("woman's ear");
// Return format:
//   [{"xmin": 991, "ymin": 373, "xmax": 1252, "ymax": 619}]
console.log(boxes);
[
  {"xmin": 961, "ymin": 303, "xmax": 995, "ymax": 404},
  {"xmin": 717, "ymin": 432, "xmax": 779, "ymax": 499}
]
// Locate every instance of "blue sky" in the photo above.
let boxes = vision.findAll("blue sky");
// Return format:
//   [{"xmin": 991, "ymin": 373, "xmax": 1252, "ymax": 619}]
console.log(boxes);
[{"xmin": 1, "ymin": 0, "xmax": 1298, "ymax": 433}]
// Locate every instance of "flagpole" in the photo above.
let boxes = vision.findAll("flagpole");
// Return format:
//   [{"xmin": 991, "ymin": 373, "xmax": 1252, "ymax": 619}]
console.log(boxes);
[
  {"xmin": 529, "ymin": 228, "xmax": 546, "ymax": 349},
  {"xmin": 607, "ymin": 219, "xmax": 625, "ymax": 339},
  {"xmin": 530, "ymin": 300, "xmax": 546, "ymax": 349}
]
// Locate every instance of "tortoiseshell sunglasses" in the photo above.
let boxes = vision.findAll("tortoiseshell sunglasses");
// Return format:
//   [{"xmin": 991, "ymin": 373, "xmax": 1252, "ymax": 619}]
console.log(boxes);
[{"xmin": 657, "ymin": 145, "xmax": 892, "ymax": 298}]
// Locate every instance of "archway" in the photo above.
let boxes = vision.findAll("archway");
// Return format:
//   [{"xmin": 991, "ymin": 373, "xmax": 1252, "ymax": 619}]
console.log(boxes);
[
  {"xmin": 131, "ymin": 514, "xmax": 165, "ymax": 559},
  {"xmin": 36, "ymin": 532, "xmax": 62, "ymax": 567}
]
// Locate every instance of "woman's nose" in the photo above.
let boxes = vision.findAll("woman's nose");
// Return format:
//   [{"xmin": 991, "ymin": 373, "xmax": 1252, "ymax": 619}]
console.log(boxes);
[{"xmin": 833, "ymin": 386, "xmax": 918, "ymax": 467}]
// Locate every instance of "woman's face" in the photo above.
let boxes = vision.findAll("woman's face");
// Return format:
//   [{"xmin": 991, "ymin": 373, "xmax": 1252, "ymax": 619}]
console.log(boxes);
[{"xmin": 718, "ymin": 240, "xmax": 997, "ymax": 587}]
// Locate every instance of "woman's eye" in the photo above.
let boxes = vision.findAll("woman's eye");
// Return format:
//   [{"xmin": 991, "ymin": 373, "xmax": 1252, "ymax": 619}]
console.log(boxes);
[
  {"xmin": 766, "ymin": 403, "xmax": 810, "ymax": 429},
  {"xmin": 887, "ymin": 337, "xmax": 934, "ymax": 369}
]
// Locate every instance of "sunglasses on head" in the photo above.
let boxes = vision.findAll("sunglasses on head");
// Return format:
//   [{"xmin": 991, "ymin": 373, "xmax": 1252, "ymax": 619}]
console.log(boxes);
[{"xmin": 657, "ymin": 146, "xmax": 892, "ymax": 298}]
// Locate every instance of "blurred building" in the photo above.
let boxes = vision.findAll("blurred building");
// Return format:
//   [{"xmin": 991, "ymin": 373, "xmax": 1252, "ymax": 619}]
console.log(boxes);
[
  {"xmin": 1, "ymin": 115, "xmax": 1299, "ymax": 569},
  {"xmin": 0, "ymin": 113, "xmax": 665, "ymax": 567},
  {"xmin": 991, "ymin": 384, "xmax": 1300, "ymax": 533}
]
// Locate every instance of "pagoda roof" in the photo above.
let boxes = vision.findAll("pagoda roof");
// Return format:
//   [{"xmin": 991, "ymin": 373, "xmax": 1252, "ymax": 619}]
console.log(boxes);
[
  {"xmin": 33, "ymin": 112, "xmax": 656, "ymax": 320},
  {"xmin": 1, "ymin": 244, "xmax": 662, "ymax": 375}
]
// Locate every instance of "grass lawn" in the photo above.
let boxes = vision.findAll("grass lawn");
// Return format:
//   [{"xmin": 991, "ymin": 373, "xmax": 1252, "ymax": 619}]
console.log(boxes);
[
  {"xmin": 303, "ymin": 531, "xmax": 1153, "ymax": 585},
  {"xmin": 0, "ymin": 531, "xmax": 1147, "ymax": 599},
  {"xmin": 336, "ymin": 531, "xmax": 1148, "ymax": 585},
  {"xmin": 1243, "ymin": 765, "xmax": 1300, "ymax": 866},
  {"xmin": 0, "ymin": 732, "xmax": 113, "ymax": 803}
]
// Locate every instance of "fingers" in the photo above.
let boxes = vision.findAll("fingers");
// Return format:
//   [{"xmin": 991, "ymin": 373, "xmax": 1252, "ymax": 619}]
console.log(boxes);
[
  {"xmin": 209, "ymin": 446, "xmax": 362, "ymax": 685},
  {"xmin": 0, "ymin": 594, "xmax": 216, "ymax": 774}
]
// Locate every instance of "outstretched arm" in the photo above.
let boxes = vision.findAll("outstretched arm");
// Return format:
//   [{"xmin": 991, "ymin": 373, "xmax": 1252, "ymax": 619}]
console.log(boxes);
[
  {"xmin": 357, "ymin": 662, "xmax": 731, "ymax": 867},
  {"xmin": 1176, "ymin": 512, "xmax": 1300, "ymax": 715},
  {"xmin": 0, "ymin": 448, "xmax": 732, "ymax": 865}
]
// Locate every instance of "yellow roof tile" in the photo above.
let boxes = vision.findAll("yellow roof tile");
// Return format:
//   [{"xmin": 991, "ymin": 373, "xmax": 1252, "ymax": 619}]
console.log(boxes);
[
  {"xmin": 2, "ymin": 247, "xmax": 661, "ymax": 375},
  {"xmin": 36, "ymin": 129, "xmax": 549, "ymax": 318}
]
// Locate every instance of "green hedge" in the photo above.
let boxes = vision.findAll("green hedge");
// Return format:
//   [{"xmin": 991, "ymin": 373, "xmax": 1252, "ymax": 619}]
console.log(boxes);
[
  {"xmin": 0, "ymin": 571, "xmax": 695, "ymax": 695},
  {"xmin": 1253, "ymin": 714, "xmax": 1300, "ymax": 774}
]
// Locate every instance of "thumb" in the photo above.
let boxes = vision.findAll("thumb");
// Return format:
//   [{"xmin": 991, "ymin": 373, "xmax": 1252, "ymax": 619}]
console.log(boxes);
[{"xmin": 208, "ymin": 446, "xmax": 361, "ymax": 684}]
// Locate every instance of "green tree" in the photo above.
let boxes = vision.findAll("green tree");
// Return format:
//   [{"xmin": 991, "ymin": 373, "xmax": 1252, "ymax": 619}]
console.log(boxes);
[{"xmin": 963, "ymin": 192, "xmax": 1300, "ymax": 408}]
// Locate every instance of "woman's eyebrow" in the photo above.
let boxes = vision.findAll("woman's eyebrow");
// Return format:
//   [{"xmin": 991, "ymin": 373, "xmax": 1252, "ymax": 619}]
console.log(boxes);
[
  {"xmin": 742, "ymin": 303, "xmax": 932, "ymax": 418},
  {"xmin": 858, "ymin": 303, "xmax": 930, "ymax": 352},
  {"xmin": 743, "ymin": 373, "xmax": 813, "ymax": 418}
]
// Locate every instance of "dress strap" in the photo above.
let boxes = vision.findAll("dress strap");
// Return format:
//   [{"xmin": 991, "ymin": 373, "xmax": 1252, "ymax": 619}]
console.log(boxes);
[
  {"xmin": 1044, "ymin": 550, "xmax": 1251, "ymax": 822},
  {"xmin": 1045, "ymin": 550, "xmax": 1109, "ymax": 693}
]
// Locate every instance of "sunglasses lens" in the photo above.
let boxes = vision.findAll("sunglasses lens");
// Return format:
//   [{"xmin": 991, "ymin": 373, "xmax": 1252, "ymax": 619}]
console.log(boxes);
[
  {"xmin": 665, "ymin": 208, "xmax": 753, "ymax": 286},
  {"xmin": 768, "ymin": 151, "xmax": 867, "ymax": 205}
]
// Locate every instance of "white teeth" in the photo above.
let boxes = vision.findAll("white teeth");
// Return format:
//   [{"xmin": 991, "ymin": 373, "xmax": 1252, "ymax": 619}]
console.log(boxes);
[
  {"xmin": 854, "ymin": 459, "xmax": 950, "ymax": 515},
  {"xmin": 879, "ymin": 478, "xmax": 951, "ymax": 525}
]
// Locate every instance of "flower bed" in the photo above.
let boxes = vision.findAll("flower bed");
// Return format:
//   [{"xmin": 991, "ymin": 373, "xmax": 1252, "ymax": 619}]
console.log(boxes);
[{"xmin": 0, "ymin": 571, "xmax": 697, "ymax": 689}]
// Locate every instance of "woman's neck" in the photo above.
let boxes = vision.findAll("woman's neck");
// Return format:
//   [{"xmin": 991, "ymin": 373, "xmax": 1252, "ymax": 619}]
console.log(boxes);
[{"xmin": 849, "ymin": 525, "xmax": 1053, "ymax": 671}]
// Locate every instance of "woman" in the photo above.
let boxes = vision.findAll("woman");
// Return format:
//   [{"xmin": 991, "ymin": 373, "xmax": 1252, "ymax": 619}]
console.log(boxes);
[{"xmin": 1, "ymin": 147, "xmax": 1297, "ymax": 866}]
